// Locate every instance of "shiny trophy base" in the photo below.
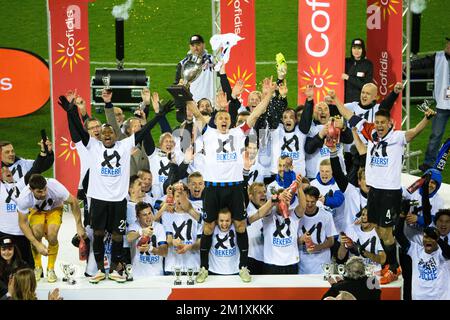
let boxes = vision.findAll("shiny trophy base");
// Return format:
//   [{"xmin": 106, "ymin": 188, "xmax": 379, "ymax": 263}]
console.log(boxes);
[{"xmin": 166, "ymin": 85, "xmax": 194, "ymax": 103}]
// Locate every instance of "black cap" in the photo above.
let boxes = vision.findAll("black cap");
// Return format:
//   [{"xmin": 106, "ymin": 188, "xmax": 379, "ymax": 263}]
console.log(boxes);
[
  {"xmin": 189, "ymin": 34, "xmax": 204, "ymax": 45},
  {"xmin": 424, "ymin": 226, "xmax": 439, "ymax": 241},
  {"xmin": 0, "ymin": 237, "xmax": 14, "ymax": 247},
  {"xmin": 71, "ymin": 234, "xmax": 80, "ymax": 248},
  {"xmin": 351, "ymin": 39, "xmax": 364, "ymax": 47},
  {"xmin": 446, "ymin": 37, "xmax": 450, "ymax": 42}
]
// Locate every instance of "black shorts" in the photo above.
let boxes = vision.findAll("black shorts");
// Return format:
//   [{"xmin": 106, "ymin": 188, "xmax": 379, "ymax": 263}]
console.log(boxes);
[
  {"xmin": 367, "ymin": 187, "xmax": 402, "ymax": 227},
  {"xmin": 89, "ymin": 198, "xmax": 127, "ymax": 235},
  {"xmin": 203, "ymin": 182, "xmax": 246, "ymax": 223},
  {"xmin": 263, "ymin": 262, "xmax": 299, "ymax": 275}
]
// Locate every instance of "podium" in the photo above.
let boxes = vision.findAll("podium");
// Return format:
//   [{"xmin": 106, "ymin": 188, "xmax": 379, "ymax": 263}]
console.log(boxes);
[{"xmin": 36, "ymin": 274, "xmax": 402, "ymax": 300}]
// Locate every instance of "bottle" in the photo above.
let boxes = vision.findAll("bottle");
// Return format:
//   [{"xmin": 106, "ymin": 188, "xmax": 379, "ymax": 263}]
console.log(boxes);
[
  {"xmin": 304, "ymin": 233, "xmax": 315, "ymax": 253},
  {"xmin": 406, "ymin": 176, "xmax": 425, "ymax": 194},
  {"xmin": 340, "ymin": 231, "xmax": 353, "ymax": 249},
  {"xmin": 278, "ymin": 181, "xmax": 299, "ymax": 219},
  {"xmin": 406, "ymin": 172, "xmax": 431, "ymax": 194},
  {"xmin": 137, "ymin": 236, "xmax": 150, "ymax": 248},
  {"xmin": 325, "ymin": 117, "xmax": 341, "ymax": 147},
  {"xmin": 79, "ymin": 237, "xmax": 89, "ymax": 261}
]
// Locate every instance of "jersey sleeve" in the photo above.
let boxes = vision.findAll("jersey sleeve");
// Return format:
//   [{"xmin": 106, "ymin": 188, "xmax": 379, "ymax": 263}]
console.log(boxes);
[
  {"xmin": 325, "ymin": 214, "xmax": 338, "ymax": 237},
  {"xmin": 155, "ymin": 224, "xmax": 168, "ymax": 246},
  {"xmin": 16, "ymin": 196, "xmax": 31, "ymax": 215},
  {"xmin": 396, "ymin": 131, "xmax": 407, "ymax": 147},
  {"xmin": 49, "ymin": 179, "xmax": 71, "ymax": 202}
]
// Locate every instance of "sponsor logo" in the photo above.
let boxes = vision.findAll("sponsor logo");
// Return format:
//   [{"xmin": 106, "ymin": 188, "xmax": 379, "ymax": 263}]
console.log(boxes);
[
  {"xmin": 272, "ymin": 236, "xmax": 293, "ymax": 247},
  {"xmin": 227, "ymin": 66, "xmax": 254, "ymax": 96},
  {"xmin": 370, "ymin": 156, "xmax": 388, "ymax": 167},
  {"xmin": 300, "ymin": 62, "xmax": 338, "ymax": 101},
  {"xmin": 54, "ymin": 5, "xmax": 86, "ymax": 73},
  {"xmin": 227, "ymin": 0, "xmax": 250, "ymax": 34},
  {"xmin": 367, "ymin": 0, "xmax": 400, "ymax": 30},
  {"xmin": 0, "ymin": 48, "xmax": 49, "ymax": 118},
  {"xmin": 304, "ymin": 0, "xmax": 332, "ymax": 58},
  {"xmin": 214, "ymin": 247, "xmax": 237, "ymax": 257},
  {"xmin": 58, "ymin": 136, "xmax": 78, "ymax": 166}
]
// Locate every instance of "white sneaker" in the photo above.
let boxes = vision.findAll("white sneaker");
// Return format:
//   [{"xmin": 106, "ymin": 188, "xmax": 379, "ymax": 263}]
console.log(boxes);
[
  {"xmin": 108, "ymin": 270, "xmax": 126, "ymax": 283},
  {"xmin": 89, "ymin": 270, "xmax": 106, "ymax": 284},
  {"xmin": 34, "ymin": 267, "xmax": 43, "ymax": 282},
  {"xmin": 47, "ymin": 269, "xmax": 58, "ymax": 283},
  {"xmin": 196, "ymin": 267, "xmax": 208, "ymax": 283},
  {"xmin": 239, "ymin": 266, "xmax": 252, "ymax": 283}
]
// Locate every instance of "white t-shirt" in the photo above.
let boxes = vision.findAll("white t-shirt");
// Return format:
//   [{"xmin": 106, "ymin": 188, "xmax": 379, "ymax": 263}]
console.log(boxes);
[
  {"xmin": 310, "ymin": 178, "xmax": 345, "ymax": 233},
  {"xmin": 129, "ymin": 222, "xmax": 167, "ymax": 278},
  {"xmin": 402, "ymin": 188, "xmax": 445, "ymax": 241},
  {"xmin": 355, "ymin": 120, "xmax": 407, "ymax": 190},
  {"xmin": 86, "ymin": 135, "xmax": 135, "ymax": 201},
  {"xmin": 148, "ymin": 148, "xmax": 184, "ymax": 198},
  {"xmin": 8, "ymin": 159, "xmax": 34, "ymax": 181},
  {"xmin": 16, "ymin": 178, "xmax": 70, "ymax": 215},
  {"xmin": 263, "ymin": 208, "xmax": 301, "ymax": 266},
  {"xmin": 246, "ymin": 202, "xmax": 264, "ymax": 262},
  {"xmin": 345, "ymin": 224, "xmax": 384, "ymax": 272},
  {"xmin": 161, "ymin": 211, "xmax": 202, "ymax": 272},
  {"xmin": 256, "ymin": 129, "xmax": 275, "ymax": 178},
  {"xmin": 247, "ymin": 161, "xmax": 265, "ymax": 185},
  {"xmin": 75, "ymin": 141, "xmax": 91, "ymax": 190},
  {"xmin": 408, "ymin": 241, "xmax": 450, "ymax": 300},
  {"xmin": 0, "ymin": 179, "xmax": 26, "ymax": 235},
  {"xmin": 209, "ymin": 225, "xmax": 240, "ymax": 275},
  {"xmin": 305, "ymin": 123, "xmax": 346, "ymax": 179},
  {"xmin": 271, "ymin": 124, "xmax": 306, "ymax": 177},
  {"xmin": 202, "ymin": 125, "xmax": 247, "ymax": 182},
  {"xmin": 342, "ymin": 183, "xmax": 367, "ymax": 228},
  {"xmin": 298, "ymin": 207, "xmax": 338, "ymax": 274}
]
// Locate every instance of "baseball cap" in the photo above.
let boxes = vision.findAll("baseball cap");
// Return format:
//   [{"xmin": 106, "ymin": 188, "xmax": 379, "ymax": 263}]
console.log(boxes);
[
  {"xmin": 351, "ymin": 39, "xmax": 364, "ymax": 47},
  {"xmin": 424, "ymin": 226, "xmax": 439, "ymax": 240},
  {"xmin": 446, "ymin": 37, "xmax": 450, "ymax": 42},
  {"xmin": 189, "ymin": 34, "xmax": 204, "ymax": 45},
  {"xmin": 0, "ymin": 237, "xmax": 14, "ymax": 248}
]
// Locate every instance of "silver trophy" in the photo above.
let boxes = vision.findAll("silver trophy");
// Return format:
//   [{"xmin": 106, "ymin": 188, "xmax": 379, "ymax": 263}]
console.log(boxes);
[
  {"xmin": 102, "ymin": 73, "xmax": 112, "ymax": 92},
  {"xmin": 365, "ymin": 261, "xmax": 376, "ymax": 277},
  {"xmin": 167, "ymin": 53, "xmax": 203, "ymax": 102},
  {"xmin": 337, "ymin": 264, "xmax": 346, "ymax": 277},
  {"xmin": 321, "ymin": 263, "xmax": 332, "ymax": 281},
  {"xmin": 60, "ymin": 263, "xmax": 77, "ymax": 285},
  {"xmin": 173, "ymin": 267, "xmax": 182, "ymax": 285},
  {"xmin": 417, "ymin": 99, "xmax": 433, "ymax": 113},
  {"xmin": 186, "ymin": 267, "xmax": 195, "ymax": 285}
]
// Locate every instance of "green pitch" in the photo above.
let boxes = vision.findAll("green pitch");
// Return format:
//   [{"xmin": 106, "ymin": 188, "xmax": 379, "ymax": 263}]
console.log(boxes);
[{"xmin": 1, "ymin": 0, "xmax": 449, "ymax": 183}]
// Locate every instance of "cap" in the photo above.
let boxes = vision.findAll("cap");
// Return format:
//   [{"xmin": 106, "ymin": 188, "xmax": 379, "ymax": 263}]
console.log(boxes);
[
  {"xmin": 189, "ymin": 34, "xmax": 204, "ymax": 45},
  {"xmin": 351, "ymin": 39, "xmax": 364, "ymax": 47},
  {"xmin": 71, "ymin": 233, "xmax": 80, "ymax": 248},
  {"xmin": 423, "ymin": 226, "xmax": 439, "ymax": 241},
  {"xmin": 446, "ymin": 37, "xmax": 450, "ymax": 42},
  {"xmin": 0, "ymin": 237, "xmax": 14, "ymax": 247}
]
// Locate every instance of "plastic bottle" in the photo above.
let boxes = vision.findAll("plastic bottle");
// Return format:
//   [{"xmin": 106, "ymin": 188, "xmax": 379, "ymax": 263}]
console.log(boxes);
[{"xmin": 79, "ymin": 237, "xmax": 89, "ymax": 261}]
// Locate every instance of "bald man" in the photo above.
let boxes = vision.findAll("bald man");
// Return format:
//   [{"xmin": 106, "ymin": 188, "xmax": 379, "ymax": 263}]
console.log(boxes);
[
  {"xmin": 342, "ymin": 82, "xmax": 403, "ymax": 185},
  {"xmin": 344, "ymin": 82, "xmax": 402, "ymax": 124}
]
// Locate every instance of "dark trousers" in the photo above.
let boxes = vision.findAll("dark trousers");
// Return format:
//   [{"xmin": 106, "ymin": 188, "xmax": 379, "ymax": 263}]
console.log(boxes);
[
  {"xmin": 248, "ymin": 257, "xmax": 265, "ymax": 275},
  {"xmin": 264, "ymin": 263, "xmax": 298, "ymax": 275},
  {"xmin": 399, "ymin": 251, "xmax": 412, "ymax": 300}
]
